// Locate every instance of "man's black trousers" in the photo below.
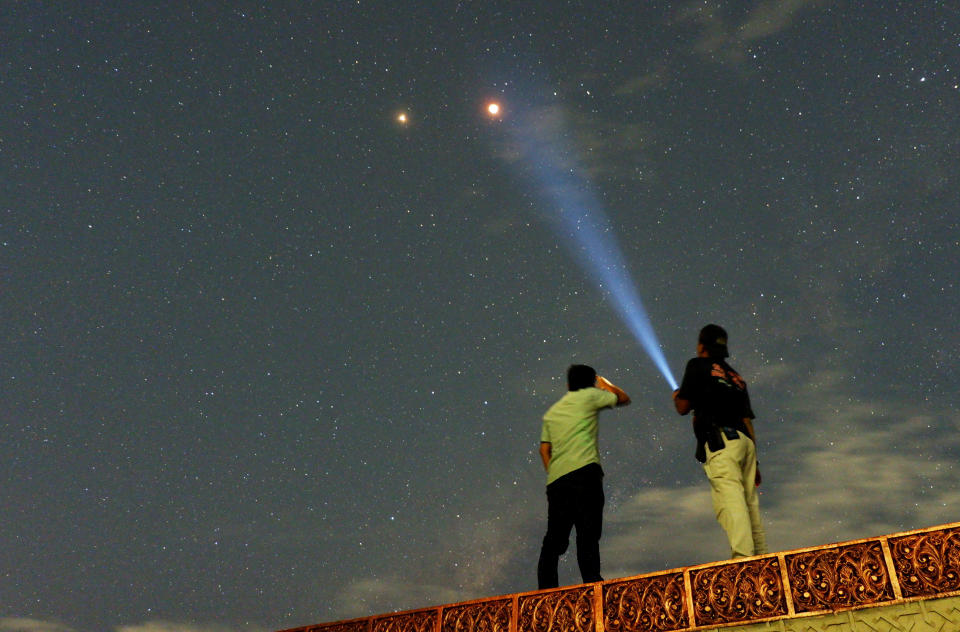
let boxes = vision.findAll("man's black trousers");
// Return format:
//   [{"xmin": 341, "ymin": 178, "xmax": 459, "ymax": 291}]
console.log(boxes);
[{"xmin": 537, "ymin": 462, "xmax": 604, "ymax": 589}]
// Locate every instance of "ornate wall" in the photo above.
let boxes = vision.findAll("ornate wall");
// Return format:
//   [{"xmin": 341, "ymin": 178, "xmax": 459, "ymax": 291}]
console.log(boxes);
[
  {"xmin": 703, "ymin": 596, "xmax": 960, "ymax": 631},
  {"xmin": 281, "ymin": 522, "xmax": 960, "ymax": 632}
]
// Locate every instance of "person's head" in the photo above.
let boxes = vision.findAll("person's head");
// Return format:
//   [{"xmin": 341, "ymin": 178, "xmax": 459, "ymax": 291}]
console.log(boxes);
[
  {"xmin": 567, "ymin": 364, "xmax": 597, "ymax": 391},
  {"xmin": 698, "ymin": 324, "xmax": 729, "ymax": 358}
]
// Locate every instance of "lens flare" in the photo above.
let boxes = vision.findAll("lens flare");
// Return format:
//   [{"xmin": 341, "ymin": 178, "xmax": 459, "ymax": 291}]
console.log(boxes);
[{"xmin": 504, "ymin": 105, "xmax": 678, "ymax": 390}]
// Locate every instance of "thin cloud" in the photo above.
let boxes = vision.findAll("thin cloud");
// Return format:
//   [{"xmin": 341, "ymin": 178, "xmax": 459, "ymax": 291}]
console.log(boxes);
[
  {"xmin": 333, "ymin": 577, "xmax": 462, "ymax": 618},
  {"xmin": 739, "ymin": 0, "xmax": 828, "ymax": 41},
  {"xmin": 333, "ymin": 483, "xmax": 545, "ymax": 617},
  {"xmin": 674, "ymin": 0, "xmax": 829, "ymax": 67},
  {"xmin": 0, "ymin": 619, "xmax": 75, "ymax": 632},
  {"xmin": 602, "ymin": 362, "xmax": 960, "ymax": 578},
  {"xmin": 613, "ymin": 66, "xmax": 669, "ymax": 97},
  {"xmin": 490, "ymin": 102, "xmax": 658, "ymax": 213}
]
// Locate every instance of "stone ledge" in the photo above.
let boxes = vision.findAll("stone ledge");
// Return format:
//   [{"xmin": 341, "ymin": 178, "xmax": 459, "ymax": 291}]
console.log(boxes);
[{"xmin": 279, "ymin": 521, "xmax": 960, "ymax": 632}]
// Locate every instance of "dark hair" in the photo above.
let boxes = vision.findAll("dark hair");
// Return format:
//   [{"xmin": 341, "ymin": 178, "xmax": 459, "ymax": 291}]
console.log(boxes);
[
  {"xmin": 698, "ymin": 324, "xmax": 729, "ymax": 358},
  {"xmin": 567, "ymin": 364, "xmax": 597, "ymax": 391}
]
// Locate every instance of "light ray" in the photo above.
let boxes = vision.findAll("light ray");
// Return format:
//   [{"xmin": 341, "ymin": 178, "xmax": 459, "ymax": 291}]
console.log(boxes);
[{"xmin": 505, "ymin": 104, "xmax": 677, "ymax": 389}]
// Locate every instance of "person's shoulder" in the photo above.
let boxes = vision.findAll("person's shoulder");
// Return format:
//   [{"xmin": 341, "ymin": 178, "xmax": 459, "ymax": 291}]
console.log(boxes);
[
  {"xmin": 723, "ymin": 361, "xmax": 747, "ymax": 382},
  {"xmin": 544, "ymin": 392, "xmax": 571, "ymax": 414}
]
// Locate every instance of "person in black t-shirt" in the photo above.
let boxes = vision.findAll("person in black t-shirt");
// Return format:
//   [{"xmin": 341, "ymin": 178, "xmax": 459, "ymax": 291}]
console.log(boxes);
[{"xmin": 673, "ymin": 324, "xmax": 767, "ymax": 558}]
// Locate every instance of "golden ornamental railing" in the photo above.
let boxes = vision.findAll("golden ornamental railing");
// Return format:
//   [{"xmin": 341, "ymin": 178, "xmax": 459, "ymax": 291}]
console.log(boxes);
[{"xmin": 279, "ymin": 521, "xmax": 960, "ymax": 632}]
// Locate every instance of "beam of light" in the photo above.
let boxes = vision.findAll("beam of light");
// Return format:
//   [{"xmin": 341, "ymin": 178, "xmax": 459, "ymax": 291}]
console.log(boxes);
[{"xmin": 504, "ymin": 105, "xmax": 678, "ymax": 390}]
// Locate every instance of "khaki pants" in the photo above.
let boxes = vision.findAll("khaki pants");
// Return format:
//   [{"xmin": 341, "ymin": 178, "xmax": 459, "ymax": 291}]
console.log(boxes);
[{"xmin": 703, "ymin": 430, "xmax": 767, "ymax": 558}]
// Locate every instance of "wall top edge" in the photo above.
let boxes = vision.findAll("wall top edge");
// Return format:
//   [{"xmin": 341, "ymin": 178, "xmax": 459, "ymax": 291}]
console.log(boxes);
[{"xmin": 280, "ymin": 520, "xmax": 960, "ymax": 632}]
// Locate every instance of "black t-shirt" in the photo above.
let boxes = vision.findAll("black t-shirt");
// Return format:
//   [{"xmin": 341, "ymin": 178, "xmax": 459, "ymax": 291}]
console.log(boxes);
[{"xmin": 677, "ymin": 356, "xmax": 754, "ymax": 461}]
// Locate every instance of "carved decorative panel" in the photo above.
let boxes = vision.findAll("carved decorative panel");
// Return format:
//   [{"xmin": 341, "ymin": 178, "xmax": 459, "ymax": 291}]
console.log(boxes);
[
  {"xmin": 278, "ymin": 524, "xmax": 960, "ymax": 632},
  {"xmin": 518, "ymin": 586, "xmax": 594, "ymax": 632},
  {"xmin": 718, "ymin": 596, "xmax": 960, "ymax": 631},
  {"xmin": 689, "ymin": 556, "xmax": 786, "ymax": 626},
  {"xmin": 786, "ymin": 541, "xmax": 894, "ymax": 612},
  {"xmin": 441, "ymin": 599, "xmax": 512, "ymax": 632},
  {"xmin": 603, "ymin": 573, "xmax": 688, "ymax": 632},
  {"xmin": 373, "ymin": 611, "xmax": 438, "ymax": 632},
  {"xmin": 890, "ymin": 526, "xmax": 960, "ymax": 598}
]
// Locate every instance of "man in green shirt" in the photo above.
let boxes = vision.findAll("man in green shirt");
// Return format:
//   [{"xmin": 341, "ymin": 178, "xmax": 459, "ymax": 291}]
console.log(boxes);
[{"xmin": 537, "ymin": 364, "xmax": 630, "ymax": 589}]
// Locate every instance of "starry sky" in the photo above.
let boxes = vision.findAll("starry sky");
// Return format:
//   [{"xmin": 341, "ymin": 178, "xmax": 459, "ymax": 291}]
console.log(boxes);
[{"xmin": 2, "ymin": 2, "xmax": 958, "ymax": 632}]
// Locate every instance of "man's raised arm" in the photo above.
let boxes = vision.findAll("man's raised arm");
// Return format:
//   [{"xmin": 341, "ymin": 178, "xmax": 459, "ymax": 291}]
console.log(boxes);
[{"xmin": 596, "ymin": 376, "xmax": 631, "ymax": 406}]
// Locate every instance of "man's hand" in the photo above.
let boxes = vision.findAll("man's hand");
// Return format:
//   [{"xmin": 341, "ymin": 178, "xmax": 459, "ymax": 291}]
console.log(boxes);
[
  {"xmin": 673, "ymin": 389, "xmax": 692, "ymax": 415},
  {"xmin": 539, "ymin": 442, "xmax": 552, "ymax": 471},
  {"xmin": 596, "ymin": 376, "xmax": 631, "ymax": 406}
]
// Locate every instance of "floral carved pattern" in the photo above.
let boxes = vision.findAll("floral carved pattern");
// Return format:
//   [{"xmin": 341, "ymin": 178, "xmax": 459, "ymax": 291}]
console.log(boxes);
[
  {"xmin": 442, "ymin": 599, "xmax": 512, "ymax": 632},
  {"xmin": 519, "ymin": 587, "xmax": 594, "ymax": 632},
  {"xmin": 603, "ymin": 573, "xmax": 688, "ymax": 632},
  {"xmin": 690, "ymin": 557, "xmax": 785, "ymax": 626},
  {"xmin": 373, "ymin": 611, "xmax": 438, "ymax": 632},
  {"xmin": 281, "ymin": 523, "xmax": 960, "ymax": 632},
  {"xmin": 786, "ymin": 542, "xmax": 894, "ymax": 612},
  {"xmin": 890, "ymin": 527, "xmax": 960, "ymax": 597}
]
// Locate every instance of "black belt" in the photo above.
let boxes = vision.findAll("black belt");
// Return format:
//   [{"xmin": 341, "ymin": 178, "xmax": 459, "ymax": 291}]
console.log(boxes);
[
  {"xmin": 698, "ymin": 426, "xmax": 743, "ymax": 462},
  {"xmin": 720, "ymin": 427, "xmax": 740, "ymax": 440}
]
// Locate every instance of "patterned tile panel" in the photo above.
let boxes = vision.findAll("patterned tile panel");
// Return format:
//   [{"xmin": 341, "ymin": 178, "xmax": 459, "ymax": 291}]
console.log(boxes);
[
  {"xmin": 518, "ymin": 586, "xmax": 594, "ymax": 632},
  {"xmin": 889, "ymin": 526, "xmax": 960, "ymax": 598},
  {"xmin": 689, "ymin": 556, "xmax": 786, "ymax": 627},
  {"xmin": 699, "ymin": 595, "xmax": 960, "ymax": 631},
  {"xmin": 603, "ymin": 572, "xmax": 688, "ymax": 632},
  {"xmin": 441, "ymin": 599, "xmax": 512, "ymax": 632},
  {"xmin": 786, "ymin": 540, "xmax": 895, "ymax": 612},
  {"xmin": 279, "ymin": 522, "xmax": 960, "ymax": 632},
  {"xmin": 372, "ymin": 611, "xmax": 438, "ymax": 632}
]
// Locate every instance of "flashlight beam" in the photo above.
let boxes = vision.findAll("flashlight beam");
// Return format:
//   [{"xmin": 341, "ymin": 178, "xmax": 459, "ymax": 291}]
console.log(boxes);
[
  {"xmin": 507, "ymin": 105, "xmax": 678, "ymax": 390},
  {"xmin": 551, "ymin": 188, "xmax": 679, "ymax": 391}
]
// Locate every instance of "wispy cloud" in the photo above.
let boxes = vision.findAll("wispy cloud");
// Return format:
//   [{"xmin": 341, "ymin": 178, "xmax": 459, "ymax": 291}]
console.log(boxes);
[
  {"xmin": 333, "ymin": 577, "xmax": 463, "ymax": 618},
  {"xmin": 324, "ymin": 349, "xmax": 959, "ymax": 619},
  {"xmin": 675, "ymin": 0, "xmax": 829, "ymax": 67},
  {"xmin": 332, "ymin": 488, "xmax": 545, "ymax": 617},
  {"xmin": 603, "ymin": 361, "xmax": 960, "ymax": 578},
  {"xmin": 0, "ymin": 618, "xmax": 75, "ymax": 632},
  {"xmin": 613, "ymin": 0, "xmax": 830, "ymax": 97},
  {"xmin": 612, "ymin": 66, "xmax": 669, "ymax": 97},
  {"xmin": 738, "ymin": 0, "xmax": 827, "ymax": 42}
]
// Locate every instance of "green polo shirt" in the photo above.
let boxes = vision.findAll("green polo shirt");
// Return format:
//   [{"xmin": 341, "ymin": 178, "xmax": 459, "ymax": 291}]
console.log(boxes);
[{"xmin": 540, "ymin": 387, "xmax": 618, "ymax": 485}]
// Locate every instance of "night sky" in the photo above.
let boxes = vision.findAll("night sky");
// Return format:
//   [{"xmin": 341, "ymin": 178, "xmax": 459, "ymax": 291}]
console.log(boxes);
[{"xmin": 3, "ymin": 3, "xmax": 958, "ymax": 632}]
